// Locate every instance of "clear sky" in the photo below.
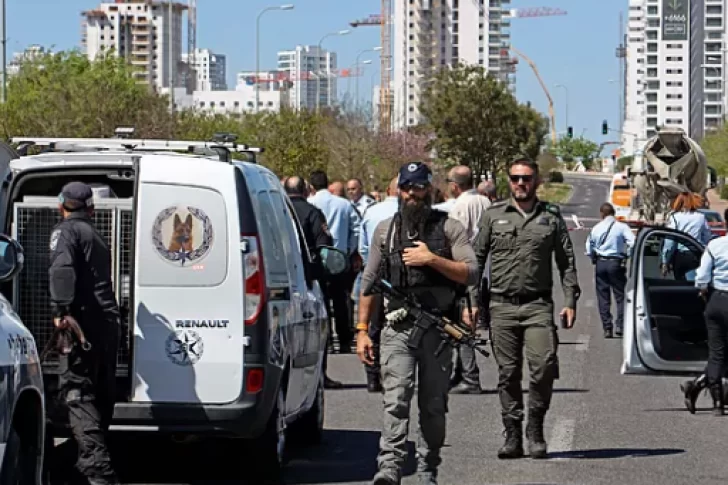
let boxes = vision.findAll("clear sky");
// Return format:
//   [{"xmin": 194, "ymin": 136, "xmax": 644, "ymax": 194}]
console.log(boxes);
[{"xmin": 6, "ymin": 0, "xmax": 626, "ymax": 148}]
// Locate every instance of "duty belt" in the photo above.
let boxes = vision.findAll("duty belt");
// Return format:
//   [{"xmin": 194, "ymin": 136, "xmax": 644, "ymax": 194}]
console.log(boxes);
[{"xmin": 490, "ymin": 292, "xmax": 551, "ymax": 305}]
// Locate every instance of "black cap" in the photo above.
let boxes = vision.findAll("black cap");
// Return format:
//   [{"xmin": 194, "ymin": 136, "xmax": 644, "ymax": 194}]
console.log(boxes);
[
  {"xmin": 59, "ymin": 181, "xmax": 94, "ymax": 211},
  {"xmin": 397, "ymin": 162, "xmax": 432, "ymax": 187}
]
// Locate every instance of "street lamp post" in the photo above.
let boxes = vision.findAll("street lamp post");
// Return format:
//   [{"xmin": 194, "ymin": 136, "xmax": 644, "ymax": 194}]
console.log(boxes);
[
  {"xmin": 555, "ymin": 84, "xmax": 569, "ymax": 132},
  {"xmin": 355, "ymin": 46, "xmax": 382, "ymax": 108},
  {"xmin": 0, "ymin": 0, "xmax": 6, "ymax": 104},
  {"xmin": 256, "ymin": 4, "xmax": 294, "ymax": 114},
  {"xmin": 354, "ymin": 59, "xmax": 372, "ymax": 107},
  {"xmin": 316, "ymin": 29, "xmax": 350, "ymax": 113}
]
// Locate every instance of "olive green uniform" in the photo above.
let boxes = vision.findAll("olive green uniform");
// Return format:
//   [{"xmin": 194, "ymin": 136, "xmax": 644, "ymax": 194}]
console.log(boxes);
[{"xmin": 473, "ymin": 199, "xmax": 580, "ymax": 421}]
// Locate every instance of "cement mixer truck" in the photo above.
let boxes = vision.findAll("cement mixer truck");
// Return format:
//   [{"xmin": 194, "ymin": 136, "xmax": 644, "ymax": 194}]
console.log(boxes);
[{"xmin": 619, "ymin": 127, "xmax": 709, "ymax": 229}]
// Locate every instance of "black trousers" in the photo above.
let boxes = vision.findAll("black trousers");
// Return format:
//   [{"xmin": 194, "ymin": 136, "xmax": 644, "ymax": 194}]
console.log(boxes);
[
  {"xmin": 365, "ymin": 294, "xmax": 385, "ymax": 379},
  {"xmin": 673, "ymin": 251, "xmax": 700, "ymax": 281},
  {"xmin": 58, "ymin": 324, "xmax": 119, "ymax": 480},
  {"xmin": 326, "ymin": 272, "xmax": 354, "ymax": 351},
  {"xmin": 705, "ymin": 291, "xmax": 728, "ymax": 389},
  {"xmin": 595, "ymin": 258, "xmax": 627, "ymax": 331}
]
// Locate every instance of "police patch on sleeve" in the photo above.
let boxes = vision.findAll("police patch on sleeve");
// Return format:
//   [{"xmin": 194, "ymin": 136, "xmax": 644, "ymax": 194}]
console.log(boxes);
[{"xmin": 49, "ymin": 229, "xmax": 61, "ymax": 251}]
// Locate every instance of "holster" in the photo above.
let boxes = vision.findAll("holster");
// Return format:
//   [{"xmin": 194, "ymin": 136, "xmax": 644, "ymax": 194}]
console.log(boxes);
[{"xmin": 41, "ymin": 316, "xmax": 92, "ymax": 362}]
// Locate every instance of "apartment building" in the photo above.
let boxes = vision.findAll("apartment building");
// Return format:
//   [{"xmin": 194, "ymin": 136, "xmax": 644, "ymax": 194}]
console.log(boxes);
[
  {"xmin": 623, "ymin": 0, "xmax": 727, "ymax": 155},
  {"xmin": 393, "ymin": 0, "xmax": 513, "ymax": 128},
  {"xmin": 82, "ymin": 0, "xmax": 185, "ymax": 92},
  {"xmin": 181, "ymin": 48, "xmax": 227, "ymax": 91},
  {"xmin": 277, "ymin": 45, "xmax": 338, "ymax": 110}
]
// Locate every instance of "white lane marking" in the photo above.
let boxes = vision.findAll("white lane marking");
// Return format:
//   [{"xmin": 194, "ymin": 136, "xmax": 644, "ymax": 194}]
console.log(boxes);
[
  {"xmin": 583, "ymin": 299, "xmax": 595, "ymax": 308},
  {"xmin": 575, "ymin": 334, "xmax": 591, "ymax": 352},
  {"xmin": 548, "ymin": 418, "xmax": 577, "ymax": 459}
]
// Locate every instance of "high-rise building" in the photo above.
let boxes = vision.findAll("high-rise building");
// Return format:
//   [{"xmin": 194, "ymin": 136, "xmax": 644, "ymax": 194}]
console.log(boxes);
[
  {"xmin": 277, "ymin": 45, "xmax": 338, "ymax": 111},
  {"xmin": 623, "ymin": 0, "xmax": 726, "ymax": 155},
  {"xmin": 393, "ymin": 0, "xmax": 512, "ymax": 128},
  {"xmin": 81, "ymin": 1, "xmax": 186, "ymax": 92},
  {"xmin": 182, "ymin": 48, "xmax": 227, "ymax": 91}
]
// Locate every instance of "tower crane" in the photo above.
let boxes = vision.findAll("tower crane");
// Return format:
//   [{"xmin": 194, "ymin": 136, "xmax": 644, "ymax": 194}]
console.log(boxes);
[{"xmin": 508, "ymin": 46, "xmax": 556, "ymax": 145}]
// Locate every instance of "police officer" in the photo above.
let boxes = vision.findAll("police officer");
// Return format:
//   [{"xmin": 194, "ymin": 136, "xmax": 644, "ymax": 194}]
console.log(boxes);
[
  {"xmin": 585, "ymin": 203, "xmax": 635, "ymax": 338},
  {"xmin": 473, "ymin": 158, "xmax": 580, "ymax": 460},
  {"xmin": 356, "ymin": 162, "xmax": 478, "ymax": 485},
  {"xmin": 284, "ymin": 176, "xmax": 343, "ymax": 389},
  {"xmin": 695, "ymin": 230, "xmax": 728, "ymax": 415},
  {"xmin": 49, "ymin": 181, "xmax": 121, "ymax": 485},
  {"xmin": 661, "ymin": 192, "xmax": 712, "ymax": 280}
]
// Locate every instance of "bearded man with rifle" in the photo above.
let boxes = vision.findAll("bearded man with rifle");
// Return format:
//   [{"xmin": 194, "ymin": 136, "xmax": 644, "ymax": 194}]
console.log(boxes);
[{"xmin": 356, "ymin": 162, "xmax": 479, "ymax": 485}]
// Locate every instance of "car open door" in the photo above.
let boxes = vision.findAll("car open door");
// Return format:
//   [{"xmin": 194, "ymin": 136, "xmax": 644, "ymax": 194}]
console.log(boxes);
[{"xmin": 622, "ymin": 227, "xmax": 708, "ymax": 376}]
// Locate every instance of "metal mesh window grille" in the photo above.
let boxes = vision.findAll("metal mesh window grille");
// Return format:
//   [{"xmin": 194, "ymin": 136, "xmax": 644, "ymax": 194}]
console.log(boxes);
[{"xmin": 13, "ymin": 203, "xmax": 133, "ymax": 368}]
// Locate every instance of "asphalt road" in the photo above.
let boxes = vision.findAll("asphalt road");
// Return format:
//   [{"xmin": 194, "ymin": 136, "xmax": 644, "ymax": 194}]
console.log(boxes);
[{"xmin": 52, "ymin": 174, "xmax": 728, "ymax": 484}]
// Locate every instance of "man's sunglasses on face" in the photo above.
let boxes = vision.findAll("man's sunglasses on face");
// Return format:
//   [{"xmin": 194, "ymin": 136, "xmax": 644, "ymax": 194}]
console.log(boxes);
[
  {"xmin": 509, "ymin": 174, "xmax": 534, "ymax": 184},
  {"xmin": 400, "ymin": 183, "xmax": 428, "ymax": 192}
]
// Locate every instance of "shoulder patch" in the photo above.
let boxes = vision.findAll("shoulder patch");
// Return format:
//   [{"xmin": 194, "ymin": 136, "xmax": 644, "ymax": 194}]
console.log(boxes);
[
  {"xmin": 49, "ymin": 229, "xmax": 61, "ymax": 251},
  {"xmin": 544, "ymin": 203, "xmax": 561, "ymax": 215}
]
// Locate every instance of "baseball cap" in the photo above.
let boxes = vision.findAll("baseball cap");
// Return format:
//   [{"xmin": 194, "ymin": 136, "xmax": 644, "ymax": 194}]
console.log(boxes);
[
  {"xmin": 398, "ymin": 162, "xmax": 433, "ymax": 187},
  {"xmin": 59, "ymin": 181, "xmax": 95, "ymax": 211}
]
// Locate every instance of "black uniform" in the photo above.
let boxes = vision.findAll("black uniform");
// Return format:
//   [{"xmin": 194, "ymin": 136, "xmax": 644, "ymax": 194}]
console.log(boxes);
[{"xmin": 49, "ymin": 182, "xmax": 120, "ymax": 483}]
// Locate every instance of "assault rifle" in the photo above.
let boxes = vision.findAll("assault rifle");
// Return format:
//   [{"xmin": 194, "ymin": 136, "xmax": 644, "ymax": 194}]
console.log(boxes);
[{"xmin": 371, "ymin": 279, "xmax": 489, "ymax": 358}]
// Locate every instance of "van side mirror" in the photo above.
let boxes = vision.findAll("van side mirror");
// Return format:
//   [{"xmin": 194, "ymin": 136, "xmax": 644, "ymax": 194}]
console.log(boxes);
[
  {"xmin": 0, "ymin": 235, "xmax": 24, "ymax": 282},
  {"xmin": 317, "ymin": 246, "xmax": 348, "ymax": 277}
]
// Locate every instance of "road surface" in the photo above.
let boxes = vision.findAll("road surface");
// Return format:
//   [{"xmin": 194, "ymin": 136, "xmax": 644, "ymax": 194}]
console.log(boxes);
[{"xmin": 51, "ymin": 174, "xmax": 727, "ymax": 484}]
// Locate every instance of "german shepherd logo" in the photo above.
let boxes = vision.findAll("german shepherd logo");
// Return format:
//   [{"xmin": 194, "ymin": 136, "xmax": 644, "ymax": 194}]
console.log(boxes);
[{"xmin": 168, "ymin": 214, "xmax": 194, "ymax": 253}]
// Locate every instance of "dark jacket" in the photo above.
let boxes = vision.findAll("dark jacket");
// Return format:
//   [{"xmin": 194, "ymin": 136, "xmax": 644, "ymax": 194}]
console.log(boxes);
[{"xmin": 289, "ymin": 195, "xmax": 333, "ymax": 256}]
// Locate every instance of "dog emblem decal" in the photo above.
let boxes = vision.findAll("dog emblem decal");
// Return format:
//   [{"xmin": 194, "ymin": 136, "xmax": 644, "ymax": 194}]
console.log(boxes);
[{"xmin": 152, "ymin": 206, "xmax": 214, "ymax": 266}]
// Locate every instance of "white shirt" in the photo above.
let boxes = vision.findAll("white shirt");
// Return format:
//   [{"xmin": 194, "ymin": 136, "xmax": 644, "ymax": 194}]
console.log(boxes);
[{"xmin": 448, "ymin": 189, "xmax": 492, "ymax": 242}]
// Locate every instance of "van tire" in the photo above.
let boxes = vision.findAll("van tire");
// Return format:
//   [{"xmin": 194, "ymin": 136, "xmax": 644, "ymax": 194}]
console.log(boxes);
[
  {"xmin": 288, "ymin": 373, "xmax": 324, "ymax": 446},
  {"xmin": 0, "ymin": 426, "xmax": 33, "ymax": 485},
  {"xmin": 249, "ymin": 387, "xmax": 287, "ymax": 482}
]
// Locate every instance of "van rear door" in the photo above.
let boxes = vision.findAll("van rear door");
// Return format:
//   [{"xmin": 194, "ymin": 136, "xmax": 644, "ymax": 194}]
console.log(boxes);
[{"xmin": 131, "ymin": 155, "xmax": 244, "ymax": 404}]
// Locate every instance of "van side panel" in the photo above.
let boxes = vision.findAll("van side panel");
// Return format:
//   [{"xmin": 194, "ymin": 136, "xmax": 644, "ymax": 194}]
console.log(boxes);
[{"xmin": 131, "ymin": 157, "xmax": 244, "ymax": 404}]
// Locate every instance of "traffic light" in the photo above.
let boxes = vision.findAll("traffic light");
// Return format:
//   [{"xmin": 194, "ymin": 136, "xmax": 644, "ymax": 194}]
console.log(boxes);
[
  {"xmin": 602, "ymin": 119, "xmax": 608, "ymax": 135},
  {"xmin": 567, "ymin": 126, "xmax": 573, "ymax": 138}
]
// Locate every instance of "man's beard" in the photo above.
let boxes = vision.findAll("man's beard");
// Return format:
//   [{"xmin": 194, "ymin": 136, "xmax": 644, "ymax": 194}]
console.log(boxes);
[
  {"xmin": 511, "ymin": 185, "xmax": 537, "ymax": 202},
  {"xmin": 399, "ymin": 194, "xmax": 432, "ymax": 237}
]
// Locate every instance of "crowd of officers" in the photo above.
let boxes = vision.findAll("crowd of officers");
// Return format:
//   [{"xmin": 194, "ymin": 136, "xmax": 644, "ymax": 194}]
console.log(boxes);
[{"xmin": 47, "ymin": 158, "xmax": 728, "ymax": 485}]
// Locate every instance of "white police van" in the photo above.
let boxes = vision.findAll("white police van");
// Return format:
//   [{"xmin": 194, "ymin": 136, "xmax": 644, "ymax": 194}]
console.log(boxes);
[
  {"xmin": 0, "ymin": 234, "xmax": 45, "ymax": 485},
  {"xmin": 0, "ymin": 132, "xmax": 346, "ymax": 480},
  {"xmin": 621, "ymin": 227, "xmax": 708, "ymax": 377}
]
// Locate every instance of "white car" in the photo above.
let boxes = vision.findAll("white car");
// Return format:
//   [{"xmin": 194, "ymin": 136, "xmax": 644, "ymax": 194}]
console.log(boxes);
[
  {"xmin": 622, "ymin": 226, "xmax": 709, "ymax": 377},
  {"xmin": 0, "ymin": 234, "xmax": 46, "ymax": 485}
]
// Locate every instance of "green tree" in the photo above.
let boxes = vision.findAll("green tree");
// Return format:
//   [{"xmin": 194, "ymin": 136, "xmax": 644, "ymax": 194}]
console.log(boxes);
[
  {"xmin": 549, "ymin": 136, "xmax": 600, "ymax": 165},
  {"xmin": 702, "ymin": 126, "xmax": 728, "ymax": 177},
  {"xmin": 537, "ymin": 151, "xmax": 560, "ymax": 175},
  {"xmin": 419, "ymin": 65, "xmax": 543, "ymax": 179},
  {"xmin": 0, "ymin": 49, "xmax": 172, "ymax": 139}
]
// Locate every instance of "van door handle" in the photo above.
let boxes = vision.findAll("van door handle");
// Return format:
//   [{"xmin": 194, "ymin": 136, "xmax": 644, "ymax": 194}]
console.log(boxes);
[{"xmin": 303, "ymin": 311, "xmax": 314, "ymax": 319}]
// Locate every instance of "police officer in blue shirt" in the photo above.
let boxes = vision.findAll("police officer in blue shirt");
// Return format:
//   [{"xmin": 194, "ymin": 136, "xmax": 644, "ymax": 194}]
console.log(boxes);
[
  {"xmin": 661, "ymin": 192, "xmax": 712, "ymax": 281},
  {"xmin": 585, "ymin": 203, "xmax": 635, "ymax": 338},
  {"xmin": 694, "ymin": 232, "xmax": 728, "ymax": 416}
]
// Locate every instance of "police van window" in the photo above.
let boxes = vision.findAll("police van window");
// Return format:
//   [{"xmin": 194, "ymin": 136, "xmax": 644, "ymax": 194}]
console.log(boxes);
[
  {"xmin": 136, "ymin": 183, "xmax": 228, "ymax": 287},
  {"xmin": 253, "ymin": 190, "xmax": 290, "ymax": 285},
  {"xmin": 267, "ymin": 188, "xmax": 302, "ymax": 283}
]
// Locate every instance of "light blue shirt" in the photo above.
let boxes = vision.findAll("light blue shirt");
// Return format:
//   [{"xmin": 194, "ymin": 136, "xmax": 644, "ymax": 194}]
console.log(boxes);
[
  {"xmin": 662, "ymin": 211, "xmax": 713, "ymax": 264},
  {"xmin": 433, "ymin": 198, "xmax": 456, "ymax": 213},
  {"xmin": 585, "ymin": 216, "xmax": 635, "ymax": 259},
  {"xmin": 695, "ymin": 236, "xmax": 728, "ymax": 291},
  {"xmin": 358, "ymin": 196, "xmax": 399, "ymax": 265},
  {"xmin": 354, "ymin": 195, "xmax": 376, "ymax": 217},
  {"xmin": 308, "ymin": 190, "xmax": 360, "ymax": 254}
]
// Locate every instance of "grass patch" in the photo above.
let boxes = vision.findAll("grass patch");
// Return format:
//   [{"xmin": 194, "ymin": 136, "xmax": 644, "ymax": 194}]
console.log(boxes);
[{"xmin": 537, "ymin": 182, "xmax": 573, "ymax": 204}]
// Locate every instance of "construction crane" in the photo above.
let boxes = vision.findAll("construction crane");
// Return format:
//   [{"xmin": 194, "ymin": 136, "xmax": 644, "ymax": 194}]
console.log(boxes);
[
  {"xmin": 508, "ymin": 7, "xmax": 567, "ymax": 18},
  {"xmin": 508, "ymin": 46, "xmax": 557, "ymax": 145}
]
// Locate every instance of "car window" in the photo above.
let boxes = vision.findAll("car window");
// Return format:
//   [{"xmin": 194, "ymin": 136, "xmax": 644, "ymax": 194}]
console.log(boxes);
[
  {"xmin": 702, "ymin": 212, "xmax": 722, "ymax": 224},
  {"xmin": 252, "ymin": 190, "xmax": 290, "ymax": 285},
  {"xmin": 642, "ymin": 231, "xmax": 703, "ymax": 282}
]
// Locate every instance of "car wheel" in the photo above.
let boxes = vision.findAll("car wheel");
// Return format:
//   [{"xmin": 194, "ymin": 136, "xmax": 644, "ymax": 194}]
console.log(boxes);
[
  {"xmin": 0, "ymin": 427, "xmax": 30, "ymax": 485},
  {"xmin": 288, "ymin": 373, "xmax": 324, "ymax": 446},
  {"xmin": 249, "ymin": 387, "xmax": 287, "ymax": 482}
]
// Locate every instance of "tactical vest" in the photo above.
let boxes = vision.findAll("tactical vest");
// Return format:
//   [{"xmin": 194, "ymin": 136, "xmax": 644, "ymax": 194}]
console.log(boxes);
[{"xmin": 379, "ymin": 210, "xmax": 459, "ymax": 318}]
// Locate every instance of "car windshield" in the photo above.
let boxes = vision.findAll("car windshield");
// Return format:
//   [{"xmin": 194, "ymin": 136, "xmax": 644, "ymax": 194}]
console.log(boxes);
[{"xmin": 701, "ymin": 211, "xmax": 723, "ymax": 224}]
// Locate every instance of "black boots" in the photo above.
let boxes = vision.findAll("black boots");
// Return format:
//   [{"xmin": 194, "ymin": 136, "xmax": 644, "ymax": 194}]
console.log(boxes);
[
  {"xmin": 710, "ymin": 383, "xmax": 725, "ymax": 416},
  {"xmin": 680, "ymin": 375, "xmax": 706, "ymax": 414},
  {"xmin": 526, "ymin": 411, "xmax": 548, "ymax": 459},
  {"xmin": 497, "ymin": 418, "xmax": 524, "ymax": 459}
]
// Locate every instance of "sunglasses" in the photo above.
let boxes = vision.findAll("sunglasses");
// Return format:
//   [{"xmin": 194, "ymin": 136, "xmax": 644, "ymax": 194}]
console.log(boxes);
[
  {"xmin": 399, "ymin": 183, "xmax": 428, "ymax": 192},
  {"xmin": 509, "ymin": 174, "xmax": 535, "ymax": 183}
]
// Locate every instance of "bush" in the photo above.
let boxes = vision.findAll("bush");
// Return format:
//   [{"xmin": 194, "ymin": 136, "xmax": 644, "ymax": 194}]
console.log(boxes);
[
  {"xmin": 720, "ymin": 184, "xmax": 728, "ymax": 200},
  {"xmin": 549, "ymin": 171, "xmax": 564, "ymax": 183}
]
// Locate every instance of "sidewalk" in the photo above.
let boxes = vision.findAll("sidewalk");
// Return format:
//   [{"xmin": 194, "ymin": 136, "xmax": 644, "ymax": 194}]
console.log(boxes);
[{"xmin": 707, "ymin": 188, "xmax": 727, "ymax": 216}]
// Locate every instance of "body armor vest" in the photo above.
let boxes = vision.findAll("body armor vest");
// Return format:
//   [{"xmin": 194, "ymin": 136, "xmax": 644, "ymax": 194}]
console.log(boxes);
[{"xmin": 379, "ymin": 210, "xmax": 459, "ymax": 318}]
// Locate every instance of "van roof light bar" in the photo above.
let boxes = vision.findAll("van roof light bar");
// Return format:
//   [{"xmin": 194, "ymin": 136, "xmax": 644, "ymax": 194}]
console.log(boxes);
[{"xmin": 10, "ymin": 137, "xmax": 262, "ymax": 163}]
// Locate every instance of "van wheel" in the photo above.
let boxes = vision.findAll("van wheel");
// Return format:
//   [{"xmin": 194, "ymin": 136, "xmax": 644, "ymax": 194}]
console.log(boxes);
[
  {"xmin": 249, "ymin": 388, "xmax": 287, "ymax": 482},
  {"xmin": 288, "ymin": 373, "xmax": 324, "ymax": 446},
  {"xmin": 0, "ymin": 426, "xmax": 32, "ymax": 485}
]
